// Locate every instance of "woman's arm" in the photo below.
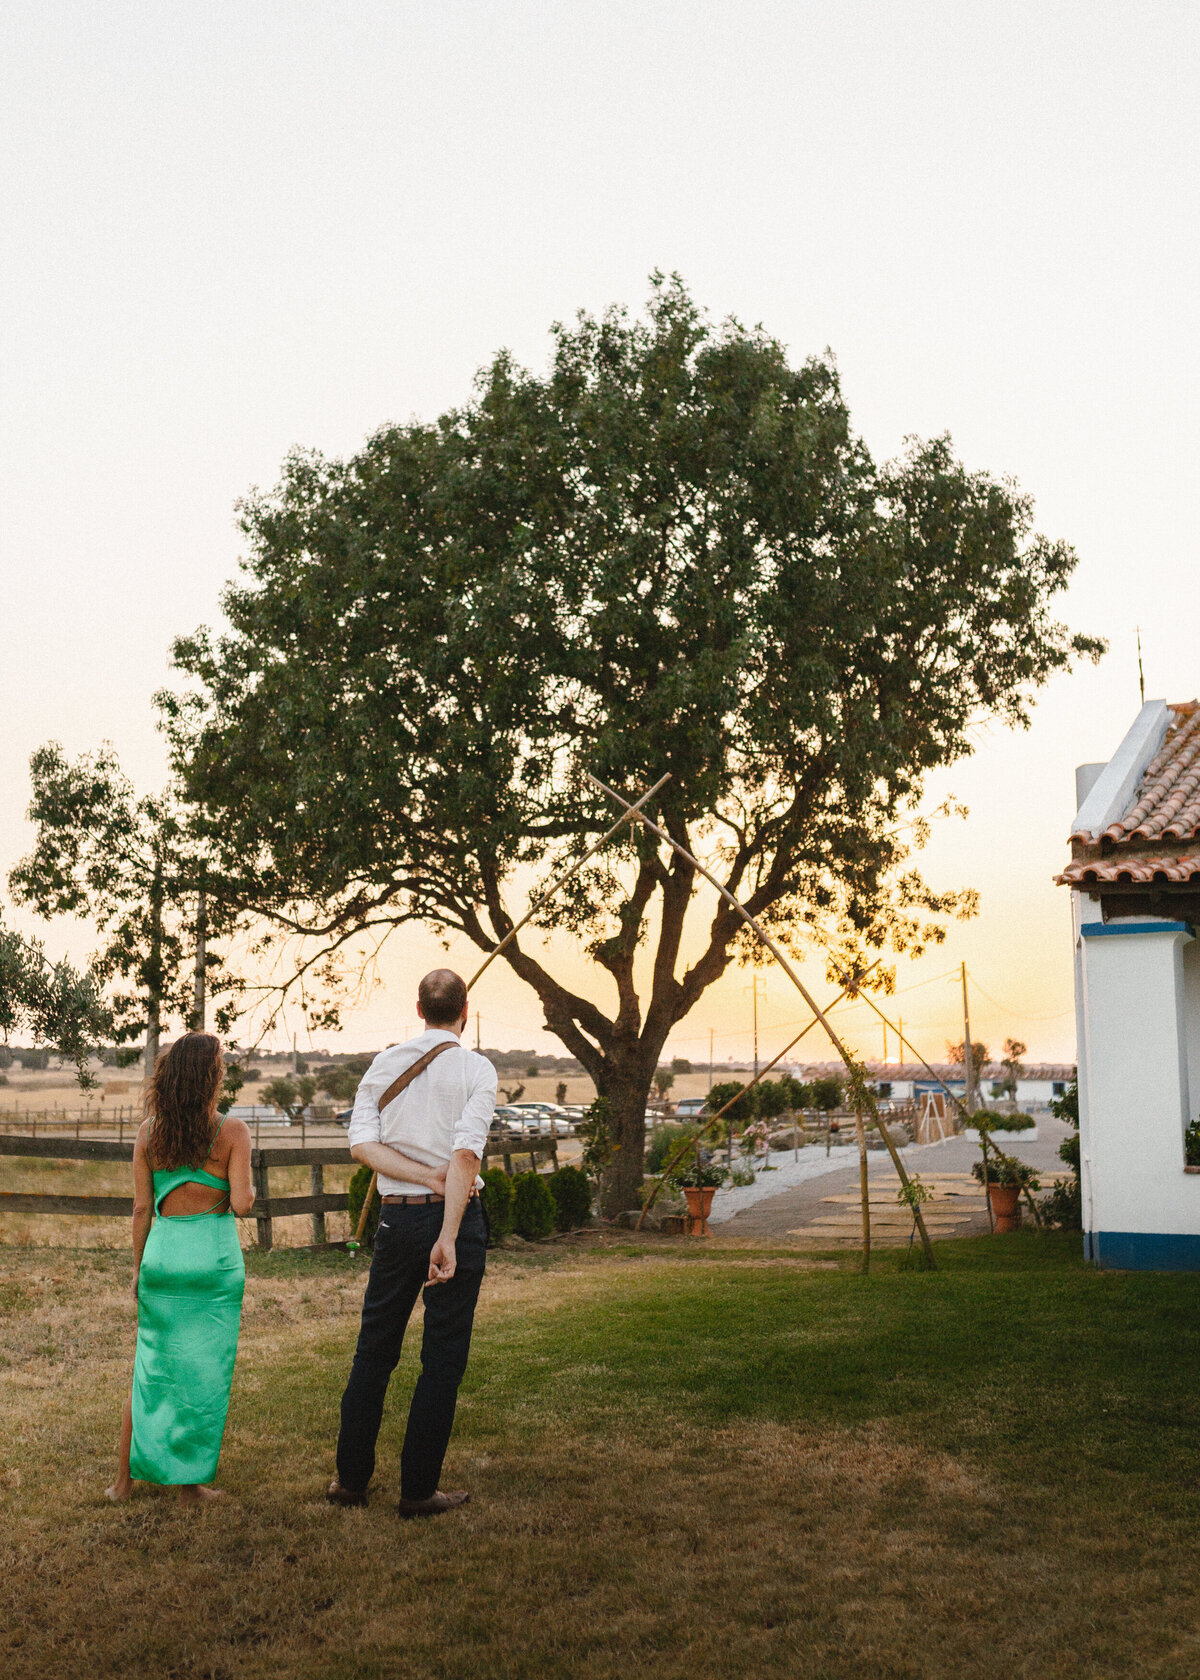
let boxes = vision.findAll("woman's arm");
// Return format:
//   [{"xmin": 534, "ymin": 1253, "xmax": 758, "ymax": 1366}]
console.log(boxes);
[
  {"xmin": 350, "ymin": 1139, "xmax": 447, "ymax": 1195},
  {"xmin": 224, "ymin": 1119, "xmax": 256, "ymax": 1216},
  {"xmin": 130, "ymin": 1126, "xmax": 154, "ymax": 1302}
]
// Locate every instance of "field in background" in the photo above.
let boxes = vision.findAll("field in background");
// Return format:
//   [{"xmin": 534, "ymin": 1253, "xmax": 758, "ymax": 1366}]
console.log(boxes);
[
  {"xmin": 0, "ymin": 1065, "xmax": 739, "ymax": 1116},
  {"xmin": 4, "ymin": 1233, "xmax": 1200, "ymax": 1679}
]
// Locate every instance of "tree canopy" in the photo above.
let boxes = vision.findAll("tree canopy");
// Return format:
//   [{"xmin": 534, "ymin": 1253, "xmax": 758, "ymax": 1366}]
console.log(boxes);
[
  {"xmin": 8, "ymin": 743, "xmax": 242, "ymax": 1063},
  {"xmin": 0, "ymin": 914, "xmax": 111, "ymax": 1084},
  {"xmin": 162, "ymin": 275, "xmax": 1102, "ymax": 1208}
]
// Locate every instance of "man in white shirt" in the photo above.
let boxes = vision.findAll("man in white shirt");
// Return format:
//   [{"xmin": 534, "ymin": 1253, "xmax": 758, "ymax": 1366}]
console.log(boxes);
[{"xmin": 327, "ymin": 968, "xmax": 496, "ymax": 1517}]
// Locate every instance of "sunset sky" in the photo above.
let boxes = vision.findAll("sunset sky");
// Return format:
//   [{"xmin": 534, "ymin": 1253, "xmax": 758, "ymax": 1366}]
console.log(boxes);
[{"xmin": 1, "ymin": 2, "xmax": 1196, "ymax": 1068}]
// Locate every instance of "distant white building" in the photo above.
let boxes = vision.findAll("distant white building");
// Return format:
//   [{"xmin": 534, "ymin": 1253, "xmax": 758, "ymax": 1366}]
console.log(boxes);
[
  {"xmin": 797, "ymin": 1061, "xmax": 1073, "ymax": 1109},
  {"xmin": 1058, "ymin": 698, "xmax": 1200, "ymax": 1270}
]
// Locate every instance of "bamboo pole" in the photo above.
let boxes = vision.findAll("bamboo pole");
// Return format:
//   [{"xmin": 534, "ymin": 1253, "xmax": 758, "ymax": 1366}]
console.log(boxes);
[
  {"xmin": 584, "ymin": 773, "xmax": 936, "ymax": 1270},
  {"xmin": 855, "ymin": 1107, "xmax": 870, "ymax": 1274}
]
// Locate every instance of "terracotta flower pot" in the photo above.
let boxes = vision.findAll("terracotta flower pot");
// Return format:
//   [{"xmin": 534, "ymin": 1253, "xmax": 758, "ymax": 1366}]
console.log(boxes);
[
  {"xmin": 987, "ymin": 1182, "xmax": 1021, "ymax": 1234},
  {"xmin": 683, "ymin": 1185, "xmax": 716, "ymax": 1236}
]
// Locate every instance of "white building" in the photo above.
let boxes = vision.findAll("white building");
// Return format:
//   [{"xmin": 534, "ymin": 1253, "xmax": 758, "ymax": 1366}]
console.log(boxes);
[
  {"xmin": 797, "ymin": 1061, "xmax": 1073, "ymax": 1109},
  {"xmin": 1058, "ymin": 699, "xmax": 1200, "ymax": 1270}
]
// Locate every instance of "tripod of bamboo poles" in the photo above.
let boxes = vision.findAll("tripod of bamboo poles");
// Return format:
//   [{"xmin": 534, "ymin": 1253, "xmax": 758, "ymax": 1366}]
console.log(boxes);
[
  {"xmin": 636, "ymin": 961, "xmax": 883, "ymax": 1226},
  {"xmin": 348, "ymin": 774, "xmax": 673, "ymax": 1249},
  {"xmin": 584, "ymin": 773, "xmax": 935, "ymax": 1273}
]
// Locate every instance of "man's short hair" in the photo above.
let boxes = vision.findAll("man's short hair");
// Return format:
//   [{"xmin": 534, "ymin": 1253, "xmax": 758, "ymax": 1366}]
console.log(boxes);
[{"xmin": 418, "ymin": 969, "xmax": 468, "ymax": 1028}]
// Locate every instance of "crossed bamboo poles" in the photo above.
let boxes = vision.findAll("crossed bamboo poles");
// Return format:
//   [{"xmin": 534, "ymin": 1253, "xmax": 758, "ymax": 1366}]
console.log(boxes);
[{"xmin": 357, "ymin": 769, "xmax": 975, "ymax": 1267}]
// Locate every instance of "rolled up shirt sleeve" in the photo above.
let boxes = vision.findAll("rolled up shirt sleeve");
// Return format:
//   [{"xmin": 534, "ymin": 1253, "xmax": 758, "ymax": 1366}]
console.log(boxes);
[
  {"xmin": 346, "ymin": 1056, "xmax": 386, "ymax": 1151},
  {"xmin": 453, "ymin": 1058, "xmax": 497, "ymax": 1158}
]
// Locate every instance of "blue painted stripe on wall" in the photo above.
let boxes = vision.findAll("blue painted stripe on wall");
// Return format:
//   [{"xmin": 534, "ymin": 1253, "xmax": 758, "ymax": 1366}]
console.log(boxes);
[
  {"xmin": 1095, "ymin": 1231, "xmax": 1200, "ymax": 1271},
  {"xmin": 1075, "ymin": 927, "xmax": 1189, "ymax": 940},
  {"xmin": 1082, "ymin": 927, "xmax": 1189, "ymax": 940}
]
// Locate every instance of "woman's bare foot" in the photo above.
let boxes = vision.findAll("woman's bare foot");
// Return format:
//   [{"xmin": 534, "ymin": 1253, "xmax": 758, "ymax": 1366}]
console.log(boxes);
[
  {"xmin": 104, "ymin": 1480, "xmax": 133, "ymax": 1502},
  {"xmin": 177, "ymin": 1484, "xmax": 225, "ymax": 1506}
]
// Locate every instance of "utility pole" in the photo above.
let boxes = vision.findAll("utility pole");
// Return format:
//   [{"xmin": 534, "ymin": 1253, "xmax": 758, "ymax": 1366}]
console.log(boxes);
[
  {"xmin": 960, "ymin": 962, "xmax": 975, "ymax": 1114},
  {"xmin": 475, "ymin": 1012, "xmax": 481, "ymax": 1053},
  {"xmin": 746, "ymin": 970, "xmax": 764, "ymax": 1083},
  {"xmin": 292, "ymin": 1033, "xmax": 300, "ymax": 1076},
  {"xmin": 708, "ymin": 1028, "xmax": 714, "ymax": 1093}
]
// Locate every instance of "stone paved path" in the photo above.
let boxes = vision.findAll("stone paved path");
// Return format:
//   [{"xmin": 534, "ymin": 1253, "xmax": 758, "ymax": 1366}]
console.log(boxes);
[{"xmin": 718, "ymin": 1119, "xmax": 1075, "ymax": 1245}]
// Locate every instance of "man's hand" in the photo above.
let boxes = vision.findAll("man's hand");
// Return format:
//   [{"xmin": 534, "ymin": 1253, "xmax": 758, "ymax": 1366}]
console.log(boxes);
[
  {"xmin": 427, "ymin": 1236, "xmax": 456, "ymax": 1285},
  {"xmin": 130, "ymin": 1273, "xmax": 139, "ymax": 1304},
  {"xmin": 427, "ymin": 1167, "xmax": 448, "ymax": 1197}
]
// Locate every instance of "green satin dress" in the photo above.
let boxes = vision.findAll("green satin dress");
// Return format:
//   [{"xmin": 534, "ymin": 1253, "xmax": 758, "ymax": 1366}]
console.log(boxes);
[{"xmin": 129, "ymin": 1141, "xmax": 246, "ymax": 1486}]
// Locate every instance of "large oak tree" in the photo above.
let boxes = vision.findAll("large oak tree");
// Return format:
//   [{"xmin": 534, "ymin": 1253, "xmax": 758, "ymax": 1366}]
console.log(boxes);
[{"xmin": 162, "ymin": 277, "xmax": 1102, "ymax": 1209}]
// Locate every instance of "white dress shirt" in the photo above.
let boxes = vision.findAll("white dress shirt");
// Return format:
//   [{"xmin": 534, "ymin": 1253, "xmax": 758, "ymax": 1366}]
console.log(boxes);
[{"xmin": 346, "ymin": 1029, "xmax": 497, "ymax": 1196}]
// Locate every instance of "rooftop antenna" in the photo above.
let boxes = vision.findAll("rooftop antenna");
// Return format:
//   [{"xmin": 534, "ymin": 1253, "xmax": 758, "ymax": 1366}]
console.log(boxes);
[{"xmin": 1137, "ymin": 624, "xmax": 1145, "ymax": 704}]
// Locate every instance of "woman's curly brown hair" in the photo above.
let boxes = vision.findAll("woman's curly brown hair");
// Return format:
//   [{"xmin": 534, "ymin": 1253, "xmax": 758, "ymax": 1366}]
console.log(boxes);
[{"xmin": 145, "ymin": 1033, "xmax": 225, "ymax": 1170}]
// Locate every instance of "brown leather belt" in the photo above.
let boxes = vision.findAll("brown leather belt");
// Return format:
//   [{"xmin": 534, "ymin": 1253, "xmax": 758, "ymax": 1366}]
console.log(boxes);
[{"xmin": 380, "ymin": 1190, "xmax": 479, "ymax": 1206}]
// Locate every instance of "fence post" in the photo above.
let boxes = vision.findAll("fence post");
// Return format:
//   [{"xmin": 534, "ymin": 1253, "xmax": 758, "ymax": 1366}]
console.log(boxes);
[
  {"xmin": 254, "ymin": 1155, "xmax": 273, "ymax": 1251},
  {"xmin": 310, "ymin": 1162, "xmax": 325, "ymax": 1245}
]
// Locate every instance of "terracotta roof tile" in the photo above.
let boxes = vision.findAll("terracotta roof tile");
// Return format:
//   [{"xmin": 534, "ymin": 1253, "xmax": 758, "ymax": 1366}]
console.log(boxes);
[
  {"xmin": 1056, "ymin": 853, "xmax": 1200, "ymax": 887},
  {"xmin": 1071, "ymin": 701, "xmax": 1200, "ymax": 845}
]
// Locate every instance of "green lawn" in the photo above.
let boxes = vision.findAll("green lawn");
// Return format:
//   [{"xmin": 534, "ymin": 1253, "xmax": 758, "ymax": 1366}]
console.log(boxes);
[{"xmin": 4, "ymin": 1232, "xmax": 1200, "ymax": 1678}]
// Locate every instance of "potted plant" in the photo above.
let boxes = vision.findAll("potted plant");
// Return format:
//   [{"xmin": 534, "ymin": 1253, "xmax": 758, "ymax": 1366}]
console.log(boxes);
[
  {"xmin": 669, "ymin": 1156, "xmax": 726, "ymax": 1235},
  {"xmin": 972, "ymin": 1154, "xmax": 1040, "ymax": 1233}
]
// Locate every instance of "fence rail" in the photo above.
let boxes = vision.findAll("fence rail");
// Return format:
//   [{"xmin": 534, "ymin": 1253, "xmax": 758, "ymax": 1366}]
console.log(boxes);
[{"xmin": 0, "ymin": 1129, "xmax": 564, "ymax": 1250}]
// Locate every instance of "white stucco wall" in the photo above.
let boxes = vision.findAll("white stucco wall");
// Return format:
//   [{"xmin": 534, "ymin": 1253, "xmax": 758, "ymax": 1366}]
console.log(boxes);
[
  {"xmin": 1185, "ymin": 937, "xmax": 1200, "ymax": 1137},
  {"xmin": 1078, "ymin": 921, "xmax": 1195, "ymax": 1242}
]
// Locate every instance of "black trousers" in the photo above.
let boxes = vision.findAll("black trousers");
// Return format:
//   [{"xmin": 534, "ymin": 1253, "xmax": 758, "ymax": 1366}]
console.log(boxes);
[{"xmin": 336, "ymin": 1198, "xmax": 487, "ymax": 1501}]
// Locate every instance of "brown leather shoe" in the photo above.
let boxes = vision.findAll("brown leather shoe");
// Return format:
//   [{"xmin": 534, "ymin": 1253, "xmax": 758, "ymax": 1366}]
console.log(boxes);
[
  {"xmin": 326, "ymin": 1479, "xmax": 369, "ymax": 1508},
  {"xmin": 396, "ymin": 1489, "xmax": 470, "ymax": 1519}
]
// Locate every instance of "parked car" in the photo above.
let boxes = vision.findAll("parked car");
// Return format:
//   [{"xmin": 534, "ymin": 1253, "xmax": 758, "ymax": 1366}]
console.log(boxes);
[
  {"xmin": 491, "ymin": 1105, "xmax": 530, "ymax": 1132},
  {"xmin": 222, "ymin": 1104, "xmax": 287, "ymax": 1123},
  {"xmin": 675, "ymin": 1097, "xmax": 708, "ymax": 1118}
]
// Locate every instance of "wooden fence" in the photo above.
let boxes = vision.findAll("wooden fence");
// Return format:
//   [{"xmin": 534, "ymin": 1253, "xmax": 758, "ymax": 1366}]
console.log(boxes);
[{"xmin": 0, "ymin": 1131, "xmax": 564, "ymax": 1250}]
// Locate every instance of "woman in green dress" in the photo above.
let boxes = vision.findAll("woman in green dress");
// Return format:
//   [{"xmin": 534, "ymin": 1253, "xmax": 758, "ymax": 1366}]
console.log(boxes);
[{"xmin": 106, "ymin": 1033, "xmax": 254, "ymax": 1505}]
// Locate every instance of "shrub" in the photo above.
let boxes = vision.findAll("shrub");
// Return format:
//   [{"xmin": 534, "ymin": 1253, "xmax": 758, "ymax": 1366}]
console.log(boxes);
[
  {"xmin": 645, "ymin": 1122, "xmax": 697, "ymax": 1174},
  {"xmin": 512, "ymin": 1170, "xmax": 557, "ymax": 1240},
  {"xmin": 705, "ymin": 1080, "xmax": 752, "ymax": 1122},
  {"xmin": 1186, "ymin": 1118, "xmax": 1200, "ymax": 1169},
  {"xmin": 969, "ymin": 1109, "xmax": 1035, "ymax": 1133},
  {"xmin": 1040, "ymin": 1174, "xmax": 1082, "ymax": 1229},
  {"xmin": 548, "ymin": 1165, "xmax": 592, "ymax": 1229},
  {"xmin": 972, "ymin": 1155, "xmax": 1040, "ymax": 1190},
  {"xmin": 480, "ymin": 1167, "xmax": 514, "ymax": 1242},
  {"xmin": 810, "ymin": 1076, "xmax": 842, "ymax": 1112},
  {"xmin": 346, "ymin": 1164, "xmax": 380, "ymax": 1249}
]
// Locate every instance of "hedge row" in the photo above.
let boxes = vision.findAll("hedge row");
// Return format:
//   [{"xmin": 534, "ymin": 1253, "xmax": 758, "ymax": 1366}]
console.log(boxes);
[
  {"xmin": 481, "ymin": 1164, "xmax": 592, "ymax": 1242},
  {"xmin": 349, "ymin": 1161, "xmax": 594, "ymax": 1250}
]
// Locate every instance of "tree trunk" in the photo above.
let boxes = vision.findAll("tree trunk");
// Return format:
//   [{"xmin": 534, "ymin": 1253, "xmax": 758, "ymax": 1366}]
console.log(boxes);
[
  {"xmin": 597, "ymin": 1048, "xmax": 655, "ymax": 1216},
  {"xmin": 144, "ymin": 860, "xmax": 164, "ymax": 1075},
  {"xmin": 191, "ymin": 885, "xmax": 207, "ymax": 1032}
]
